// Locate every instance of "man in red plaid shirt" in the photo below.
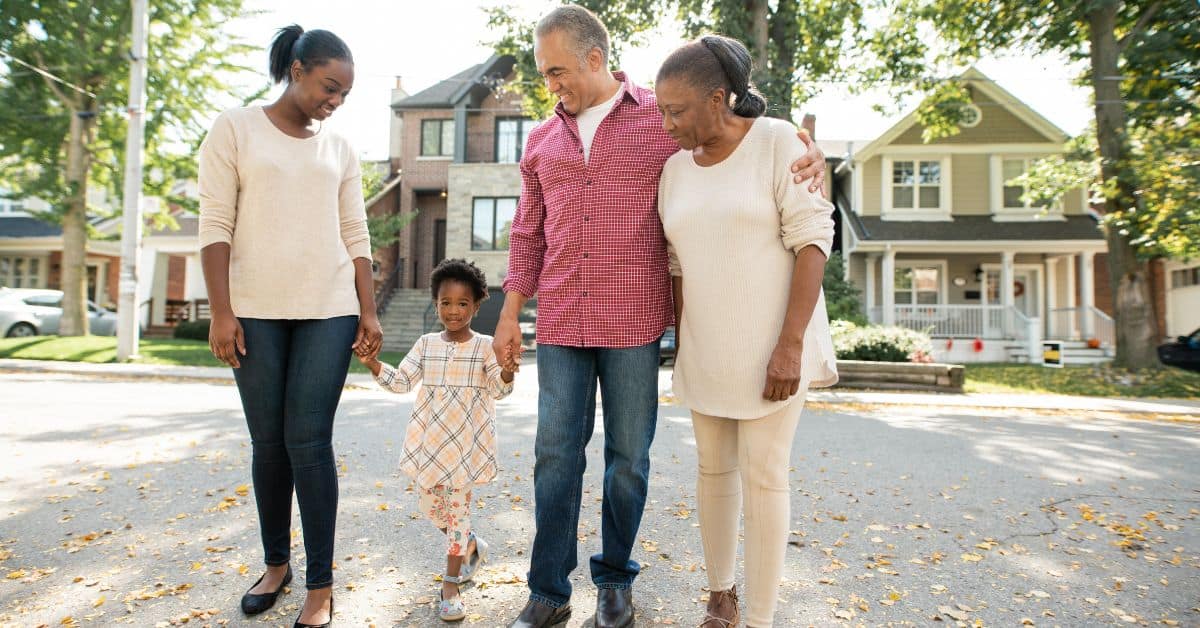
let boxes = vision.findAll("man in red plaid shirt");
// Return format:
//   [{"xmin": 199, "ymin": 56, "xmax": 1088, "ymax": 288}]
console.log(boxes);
[{"xmin": 493, "ymin": 6, "xmax": 826, "ymax": 627}]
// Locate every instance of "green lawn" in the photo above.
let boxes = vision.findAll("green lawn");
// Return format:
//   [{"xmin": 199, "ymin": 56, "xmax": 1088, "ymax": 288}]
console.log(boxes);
[
  {"xmin": 964, "ymin": 363, "xmax": 1200, "ymax": 399},
  {"xmin": 0, "ymin": 336, "xmax": 404, "ymax": 375},
  {"xmin": 4, "ymin": 337, "xmax": 1199, "ymax": 398}
]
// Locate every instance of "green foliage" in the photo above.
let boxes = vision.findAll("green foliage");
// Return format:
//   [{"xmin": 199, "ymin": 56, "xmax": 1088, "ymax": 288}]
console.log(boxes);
[
  {"xmin": 822, "ymin": 252, "xmax": 866, "ymax": 325},
  {"xmin": 831, "ymin": 320, "xmax": 934, "ymax": 363},
  {"xmin": 173, "ymin": 319, "xmax": 210, "ymax": 341},
  {"xmin": 485, "ymin": 0, "xmax": 863, "ymax": 120},
  {"xmin": 0, "ymin": 0, "xmax": 259, "ymax": 216},
  {"xmin": 360, "ymin": 165, "xmax": 418, "ymax": 253}
]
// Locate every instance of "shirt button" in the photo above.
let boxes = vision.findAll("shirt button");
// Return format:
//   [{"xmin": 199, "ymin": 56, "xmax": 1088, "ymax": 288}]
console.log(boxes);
[
  {"xmin": 583, "ymin": 252, "xmax": 589, "ymax": 259},
  {"xmin": 585, "ymin": 180, "xmax": 592, "ymax": 186},
  {"xmin": 582, "ymin": 291, "xmax": 588, "ymax": 297},
  {"xmin": 583, "ymin": 216, "xmax": 590, "ymax": 222}
]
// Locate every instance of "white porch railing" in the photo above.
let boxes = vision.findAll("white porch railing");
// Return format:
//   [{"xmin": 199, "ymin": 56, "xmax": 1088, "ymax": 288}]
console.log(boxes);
[
  {"xmin": 1047, "ymin": 306, "xmax": 1115, "ymax": 347},
  {"xmin": 878, "ymin": 304, "xmax": 1028, "ymax": 339}
]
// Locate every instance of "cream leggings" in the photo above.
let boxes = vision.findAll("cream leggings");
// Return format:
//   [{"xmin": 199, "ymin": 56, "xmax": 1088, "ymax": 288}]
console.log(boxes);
[{"xmin": 691, "ymin": 397, "xmax": 805, "ymax": 627}]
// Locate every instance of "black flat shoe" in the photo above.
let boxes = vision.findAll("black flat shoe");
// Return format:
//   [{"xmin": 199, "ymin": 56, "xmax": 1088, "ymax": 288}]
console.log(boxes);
[
  {"xmin": 294, "ymin": 594, "xmax": 333, "ymax": 628},
  {"xmin": 240, "ymin": 565, "xmax": 292, "ymax": 615}
]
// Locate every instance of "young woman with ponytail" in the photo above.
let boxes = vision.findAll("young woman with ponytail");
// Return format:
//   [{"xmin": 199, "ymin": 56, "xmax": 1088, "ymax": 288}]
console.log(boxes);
[
  {"xmin": 198, "ymin": 24, "xmax": 381, "ymax": 628},
  {"xmin": 654, "ymin": 35, "xmax": 839, "ymax": 627}
]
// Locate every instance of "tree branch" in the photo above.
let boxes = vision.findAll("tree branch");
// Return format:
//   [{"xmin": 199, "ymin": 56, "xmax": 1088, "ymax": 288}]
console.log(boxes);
[
  {"xmin": 1118, "ymin": 0, "xmax": 1163, "ymax": 55},
  {"xmin": 31, "ymin": 50, "xmax": 78, "ymax": 110}
]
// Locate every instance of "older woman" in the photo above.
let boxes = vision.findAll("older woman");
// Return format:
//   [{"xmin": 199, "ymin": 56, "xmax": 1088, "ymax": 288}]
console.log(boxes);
[{"xmin": 655, "ymin": 35, "xmax": 839, "ymax": 627}]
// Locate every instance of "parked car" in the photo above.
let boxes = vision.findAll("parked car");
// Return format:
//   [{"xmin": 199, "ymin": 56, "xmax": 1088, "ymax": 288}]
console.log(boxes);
[
  {"xmin": 0, "ymin": 288, "xmax": 118, "ymax": 337},
  {"xmin": 1157, "ymin": 328, "xmax": 1200, "ymax": 373},
  {"xmin": 659, "ymin": 327, "xmax": 676, "ymax": 365}
]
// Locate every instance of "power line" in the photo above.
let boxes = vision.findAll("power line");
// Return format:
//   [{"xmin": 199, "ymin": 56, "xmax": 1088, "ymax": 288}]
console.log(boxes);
[{"xmin": 0, "ymin": 50, "xmax": 97, "ymax": 99}]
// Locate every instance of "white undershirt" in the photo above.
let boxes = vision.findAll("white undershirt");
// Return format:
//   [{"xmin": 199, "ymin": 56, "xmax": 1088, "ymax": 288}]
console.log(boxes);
[{"xmin": 576, "ymin": 85, "xmax": 621, "ymax": 162}]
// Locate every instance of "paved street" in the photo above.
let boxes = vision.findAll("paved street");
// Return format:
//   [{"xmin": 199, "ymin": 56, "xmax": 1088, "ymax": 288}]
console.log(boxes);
[{"xmin": 0, "ymin": 369, "xmax": 1197, "ymax": 627}]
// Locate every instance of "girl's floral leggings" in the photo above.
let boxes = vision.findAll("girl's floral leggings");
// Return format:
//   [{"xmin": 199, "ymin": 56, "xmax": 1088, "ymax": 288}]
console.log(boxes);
[{"xmin": 419, "ymin": 485, "xmax": 473, "ymax": 556}]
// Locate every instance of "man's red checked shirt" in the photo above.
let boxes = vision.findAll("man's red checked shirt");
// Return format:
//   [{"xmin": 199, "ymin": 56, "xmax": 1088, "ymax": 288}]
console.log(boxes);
[{"xmin": 503, "ymin": 72, "xmax": 678, "ymax": 348}]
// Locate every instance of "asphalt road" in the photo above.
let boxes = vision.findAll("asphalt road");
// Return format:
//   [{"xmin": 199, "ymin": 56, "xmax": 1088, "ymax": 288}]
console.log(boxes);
[{"xmin": 0, "ymin": 369, "xmax": 1197, "ymax": 627}]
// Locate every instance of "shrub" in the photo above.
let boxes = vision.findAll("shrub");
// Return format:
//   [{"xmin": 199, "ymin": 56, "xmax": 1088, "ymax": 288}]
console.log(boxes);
[
  {"xmin": 823, "ymin": 252, "xmax": 866, "ymax": 325},
  {"xmin": 173, "ymin": 319, "xmax": 210, "ymax": 341},
  {"xmin": 831, "ymin": 320, "xmax": 934, "ymax": 363}
]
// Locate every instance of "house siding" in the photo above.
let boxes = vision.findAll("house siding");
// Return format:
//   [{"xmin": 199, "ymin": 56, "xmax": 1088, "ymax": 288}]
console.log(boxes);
[
  {"xmin": 892, "ymin": 87, "xmax": 1056, "ymax": 145},
  {"xmin": 861, "ymin": 156, "xmax": 881, "ymax": 216},
  {"xmin": 951, "ymin": 154, "xmax": 989, "ymax": 215},
  {"xmin": 445, "ymin": 163, "xmax": 521, "ymax": 286}
]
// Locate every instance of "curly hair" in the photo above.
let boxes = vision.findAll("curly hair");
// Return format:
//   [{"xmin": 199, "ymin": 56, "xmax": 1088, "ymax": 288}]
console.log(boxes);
[{"xmin": 430, "ymin": 258, "xmax": 489, "ymax": 302}]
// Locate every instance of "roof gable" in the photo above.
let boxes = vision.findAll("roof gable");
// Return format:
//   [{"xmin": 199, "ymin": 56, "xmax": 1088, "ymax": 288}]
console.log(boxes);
[{"xmin": 855, "ymin": 67, "xmax": 1068, "ymax": 162}]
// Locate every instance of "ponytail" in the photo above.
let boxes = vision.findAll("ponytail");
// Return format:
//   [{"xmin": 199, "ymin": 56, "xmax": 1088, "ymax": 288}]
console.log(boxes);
[{"xmin": 267, "ymin": 24, "xmax": 353, "ymax": 85}]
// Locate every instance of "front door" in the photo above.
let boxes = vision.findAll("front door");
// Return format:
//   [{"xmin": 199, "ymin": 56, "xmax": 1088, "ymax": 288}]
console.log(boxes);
[
  {"xmin": 984, "ymin": 266, "xmax": 1043, "ymax": 334},
  {"xmin": 433, "ymin": 219, "xmax": 446, "ymax": 268}
]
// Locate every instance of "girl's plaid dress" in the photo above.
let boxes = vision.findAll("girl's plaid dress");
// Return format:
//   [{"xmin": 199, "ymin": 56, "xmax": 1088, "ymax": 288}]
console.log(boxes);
[{"xmin": 374, "ymin": 332, "xmax": 513, "ymax": 489}]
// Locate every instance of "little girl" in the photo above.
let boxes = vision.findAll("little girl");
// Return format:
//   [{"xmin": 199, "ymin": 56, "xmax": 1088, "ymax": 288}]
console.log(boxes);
[{"xmin": 356, "ymin": 258, "xmax": 514, "ymax": 621}]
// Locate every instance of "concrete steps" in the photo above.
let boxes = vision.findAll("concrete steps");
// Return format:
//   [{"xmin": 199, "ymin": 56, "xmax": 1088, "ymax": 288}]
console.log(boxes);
[{"xmin": 379, "ymin": 289, "xmax": 435, "ymax": 352}]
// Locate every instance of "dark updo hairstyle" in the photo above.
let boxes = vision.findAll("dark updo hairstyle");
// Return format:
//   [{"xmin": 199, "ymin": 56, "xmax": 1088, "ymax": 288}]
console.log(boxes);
[
  {"xmin": 268, "ymin": 24, "xmax": 354, "ymax": 85},
  {"xmin": 430, "ymin": 258, "xmax": 489, "ymax": 302},
  {"xmin": 656, "ymin": 34, "xmax": 767, "ymax": 118}
]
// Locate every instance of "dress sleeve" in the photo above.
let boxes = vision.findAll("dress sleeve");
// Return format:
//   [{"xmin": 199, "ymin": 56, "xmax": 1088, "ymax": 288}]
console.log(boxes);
[
  {"xmin": 376, "ymin": 337, "xmax": 424, "ymax": 393},
  {"xmin": 772, "ymin": 122, "xmax": 835, "ymax": 258}
]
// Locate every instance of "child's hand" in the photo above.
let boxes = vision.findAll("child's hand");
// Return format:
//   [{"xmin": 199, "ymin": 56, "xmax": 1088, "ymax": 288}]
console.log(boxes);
[
  {"xmin": 500, "ymin": 367, "xmax": 515, "ymax": 384},
  {"xmin": 356, "ymin": 351, "xmax": 382, "ymax": 376}
]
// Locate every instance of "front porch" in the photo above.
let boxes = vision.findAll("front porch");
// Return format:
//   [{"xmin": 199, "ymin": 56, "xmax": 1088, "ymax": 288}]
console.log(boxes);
[{"xmin": 856, "ymin": 248, "xmax": 1112, "ymax": 363}]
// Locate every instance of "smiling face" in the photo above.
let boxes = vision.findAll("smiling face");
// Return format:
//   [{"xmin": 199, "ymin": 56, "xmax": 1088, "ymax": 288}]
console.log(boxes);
[
  {"xmin": 435, "ymin": 280, "xmax": 480, "ymax": 335},
  {"xmin": 534, "ymin": 28, "xmax": 603, "ymax": 115},
  {"xmin": 655, "ymin": 75, "xmax": 724, "ymax": 151},
  {"xmin": 290, "ymin": 58, "xmax": 354, "ymax": 121}
]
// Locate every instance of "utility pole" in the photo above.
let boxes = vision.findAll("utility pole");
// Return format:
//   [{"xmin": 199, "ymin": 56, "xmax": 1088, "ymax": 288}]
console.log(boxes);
[{"xmin": 117, "ymin": 0, "xmax": 149, "ymax": 361}]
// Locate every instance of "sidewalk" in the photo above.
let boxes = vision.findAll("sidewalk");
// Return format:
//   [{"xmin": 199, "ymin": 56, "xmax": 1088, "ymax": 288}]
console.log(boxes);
[{"xmin": 4, "ymin": 357, "xmax": 1198, "ymax": 416}]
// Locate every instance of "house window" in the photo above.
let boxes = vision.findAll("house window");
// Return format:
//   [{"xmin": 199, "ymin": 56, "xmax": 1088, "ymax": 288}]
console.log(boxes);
[
  {"xmin": 496, "ymin": 118, "xmax": 537, "ymax": 163},
  {"xmin": 1002, "ymin": 159, "xmax": 1027, "ymax": 208},
  {"xmin": 420, "ymin": 119, "xmax": 455, "ymax": 157},
  {"xmin": 0, "ymin": 255, "xmax": 44, "ymax": 288},
  {"xmin": 892, "ymin": 160, "xmax": 942, "ymax": 209},
  {"xmin": 894, "ymin": 265, "xmax": 941, "ymax": 305},
  {"xmin": 1172, "ymin": 266, "xmax": 1200, "ymax": 289},
  {"xmin": 472, "ymin": 197, "xmax": 517, "ymax": 250}
]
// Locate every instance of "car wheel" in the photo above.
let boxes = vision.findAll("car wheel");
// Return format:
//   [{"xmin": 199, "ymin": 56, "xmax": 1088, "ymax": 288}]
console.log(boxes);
[{"xmin": 6, "ymin": 322, "xmax": 37, "ymax": 338}]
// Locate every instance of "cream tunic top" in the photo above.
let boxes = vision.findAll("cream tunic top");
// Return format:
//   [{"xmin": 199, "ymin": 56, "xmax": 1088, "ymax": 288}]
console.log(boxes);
[{"xmin": 658, "ymin": 117, "xmax": 839, "ymax": 420}]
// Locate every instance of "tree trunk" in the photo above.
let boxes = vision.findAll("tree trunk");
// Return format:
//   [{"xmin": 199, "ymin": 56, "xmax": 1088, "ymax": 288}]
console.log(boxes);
[
  {"xmin": 766, "ymin": 0, "xmax": 799, "ymax": 119},
  {"xmin": 1087, "ymin": 1, "xmax": 1159, "ymax": 368},
  {"xmin": 59, "ymin": 110, "xmax": 92, "ymax": 336}
]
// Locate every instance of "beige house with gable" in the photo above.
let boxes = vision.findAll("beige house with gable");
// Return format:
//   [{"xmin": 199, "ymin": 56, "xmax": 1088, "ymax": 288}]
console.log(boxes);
[{"xmin": 833, "ymin": 68, "xmax": 1112, "ymax": 363}]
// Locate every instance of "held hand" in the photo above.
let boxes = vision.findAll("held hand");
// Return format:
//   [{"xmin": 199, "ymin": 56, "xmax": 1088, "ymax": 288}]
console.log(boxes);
[
  {"xmin": 492, "ymin": 316, "xmax": 523, "ymax": 373},
  {"xmin": 209, "ymin": 313, "xmax": 246, "ymax": 368},
  {"xmin": 790, "ymin": 127, "xmax": 827, "ymax": 195},
  {"xmin": 352, "ymin": 313, "xmax": 384, "ymax": 359},
  {"xmin": 762, "ymin": 337, "xmax": 804, "ymax": 402}
]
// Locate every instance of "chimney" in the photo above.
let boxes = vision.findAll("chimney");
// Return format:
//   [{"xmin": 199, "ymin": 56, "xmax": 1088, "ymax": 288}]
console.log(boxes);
[
  {"xmin": 394, "ymin": 75, "xmax": 403, "ymax": 90},
  {"xmin": 801, "ymin": 113, "xmax": 816, "ymax": 140}
]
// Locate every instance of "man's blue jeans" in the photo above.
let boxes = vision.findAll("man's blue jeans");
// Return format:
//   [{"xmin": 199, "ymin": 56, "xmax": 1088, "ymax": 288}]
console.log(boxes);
[
  {"xmin": 526, "ymin": 340, "xmax": 660, "ymax": 608},
  {"xmin": 232, "ymin": 315, "xmax": 358, "ymax": 590}
]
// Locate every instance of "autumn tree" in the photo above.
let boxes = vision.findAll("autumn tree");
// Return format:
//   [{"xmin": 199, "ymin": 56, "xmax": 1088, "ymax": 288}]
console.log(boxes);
[{"xmin": 0, "ymin": 0, "xmax": 255, "ymax": 335}]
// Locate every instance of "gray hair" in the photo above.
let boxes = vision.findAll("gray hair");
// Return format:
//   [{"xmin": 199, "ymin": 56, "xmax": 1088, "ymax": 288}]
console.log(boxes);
[{"xmin": 535, "ymin": 4, "xmax": 610, "ymax": 66}]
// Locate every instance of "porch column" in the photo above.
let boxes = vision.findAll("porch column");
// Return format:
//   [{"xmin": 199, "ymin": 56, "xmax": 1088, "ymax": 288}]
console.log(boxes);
[
  {"xmin": 881, "ymin": 248, "xmax": 895, "ymax": 325},
  {"xmin": 1001, "ymin": 251, "xmax": 1015, "ymax": 335},
  {"xmin": 1079, "ymin": 250, "xmax": 1095, "ymax": 338},
  {"xmin": 1065, "ymin": 254, "xmax": 1078, "ymax": 339},
  {"xmin": 1045, "ymin": 256, "xmax": 1059, "ymax": 338},
  {"xmin": 865, "ymin": 253, "xmax": 878, "ymax": 323}
]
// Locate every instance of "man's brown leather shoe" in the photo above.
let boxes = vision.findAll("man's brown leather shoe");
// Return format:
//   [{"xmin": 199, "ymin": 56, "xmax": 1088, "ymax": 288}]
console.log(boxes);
[
  {"xmin": 508, "ymin": 599, "xmax": 572, "ymax": 628},
  {"xmin": 595, "ymin": 588, "xmax": 634, "ymax": 628}
]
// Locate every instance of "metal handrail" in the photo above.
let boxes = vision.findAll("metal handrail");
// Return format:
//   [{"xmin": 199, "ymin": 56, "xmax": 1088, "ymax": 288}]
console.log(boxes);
[
  {"xmin": 374, "ymin": 258, "xmax": 405, "ymax": 316},
  {"xmin": 422, "ymin": 300, "xmax": 439, "ymax": 334}
]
